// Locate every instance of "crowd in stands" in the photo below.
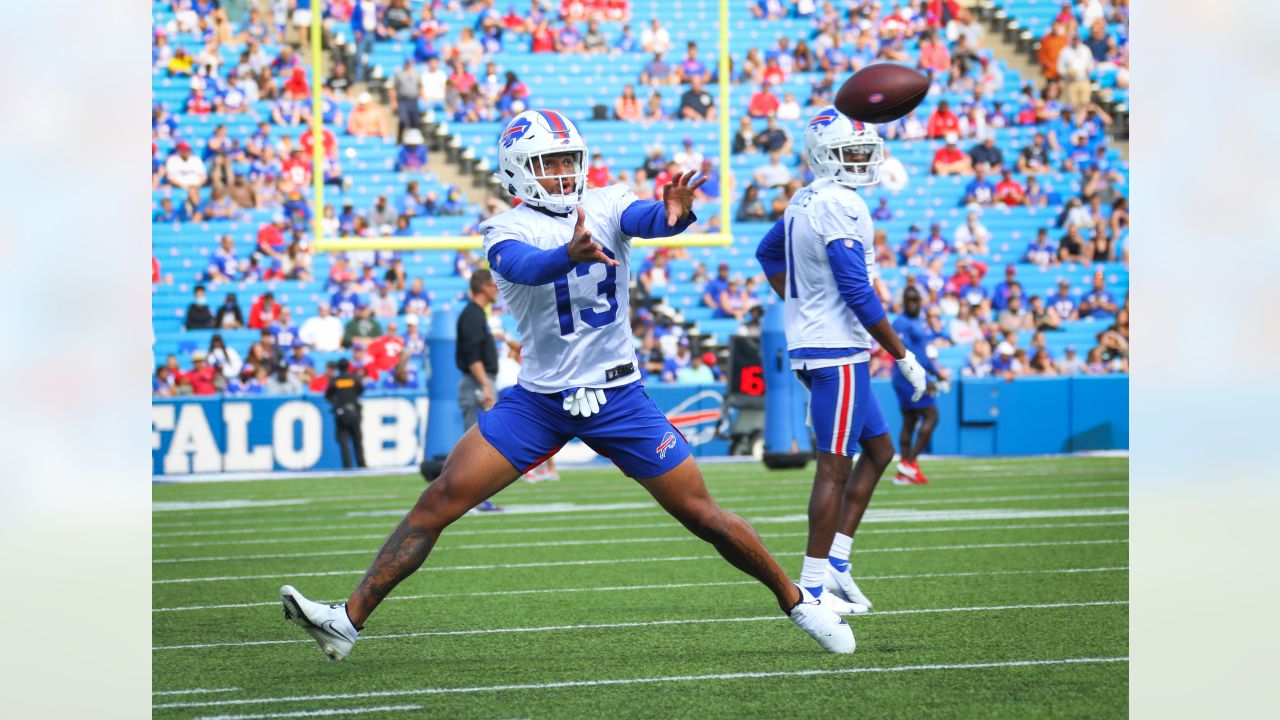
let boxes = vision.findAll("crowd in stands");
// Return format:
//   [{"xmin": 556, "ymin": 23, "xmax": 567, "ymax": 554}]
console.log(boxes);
[
  {"xmin": 720, "ymin": 0, "xmax": 1130, "ymax": 381},
  {"xmin": 153, "ymin": 0, "xmax": 1129, "ymax": 398}
]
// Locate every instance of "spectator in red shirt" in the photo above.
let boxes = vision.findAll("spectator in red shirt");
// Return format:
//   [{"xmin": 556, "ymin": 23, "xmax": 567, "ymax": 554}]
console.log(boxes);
[
  {"xmin": 310, "ymin": 361, "xmax": 337, "ymax": 394},
  {"xmin": 917, "ymin": 30, "xmax": 951, "ymax": 73},
  {"xmin": 299, "ymin": 127, "xmax": 338, "ymax": 159},
  {"xmin": 747, "ymin": 81, "xmax": 780, "ymax": 118},
  {"xmin": 587, "ymin": 151, "xmax": 610, "ymax": 188},
  {"xmin": 249, "ymin": 292, "xmax": 283, "ymax": 330},
  {"xmin": 927, "ymin": 100, "xmax": 961, "ymax": 138},
  {"xmin": 931, "ymin": 133, "xmax": 974, "ymax": 176},
  {"xmin": 182, "ymin": 351, "xmax": 219, "ymax": 396},
  {"xmin": 257, "ymin": 218, "xmax": 288, "ymax": 261},
  {"xmin": 994, "ymin": 169, "xmax": 1026, "ymax": 206},
  {"xmin": 761, "ymin": 56, "xmax": 786, "ymax": 86},
  {"xmin": 185, "ymin": 88, "xmax": 213, "ymax": 115},
  {"xmin": 530, "ymin": 18, "xmax": 556, "ymax": 52},
  {"xmin": 283, "ymin": 67, "xmax": 309, "ymax": 100},
  {"xmin": 367, "ymin": 324, "xmax": 406, "ymax": 374}
]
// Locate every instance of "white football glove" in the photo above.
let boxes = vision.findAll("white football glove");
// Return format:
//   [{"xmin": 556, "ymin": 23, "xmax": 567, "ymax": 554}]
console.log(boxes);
[
  {"xmin": 562, "ymin": 387, "xmax": 608, "ymax": 418},
  {"xmin": 895, "ymin": 350, "xmax": 928, "ymax": 402}
]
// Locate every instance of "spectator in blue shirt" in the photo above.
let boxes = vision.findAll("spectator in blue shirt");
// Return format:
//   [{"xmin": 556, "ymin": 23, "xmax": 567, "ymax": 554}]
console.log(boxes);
[
  {"xmin": 395, "ymin": 128, "xmax": 428, "ymax": 172},
  {"xmin": 962, "ymin": 164, "xmax": 996, "ymax": 207},
  {"xmin": 872, "ymin": 196, "xmax": 893, "ymax": 221},
  {"xmin": 923, "ymin": 223, "xmax": 949, "ymax": 256},
  {"xmin": 616, "ymin": 24, "xmax": 639, "ymax": 53},
  {"xmin": 701, "ymin": 262, "xmax": 730, "ymax": 312},
  {"xmin": 677, "ymin": 42, "xmax": 708, "ymax": 84},
  {"xmin": 401, "ymin": 278, "xmax": 431, "ymax": 317},
  {"xmin": 1078, "ymin": 271, "xmax": 1118, "ymax": 319},
  {"xmin": 381, "ymin": 364, "xmax": 423, "ymax": 390},
  {"xmin": 1049, "ymin": 278, "xmax": 1078, "ymax": 320},
  {"xmin": 640, "ymin": 52, "xmax": 674, "ymax": 86},
  {"xmin": 330, "ymin": 282, "xmax": 366, "ymax": 320},
  {"xmin": 1023, "ymin": 228, "xmax": 1058, "ymax": 266},
  {"xmin": 990, "ymin": 265, "xmax": 1021, "ymax": 311}
]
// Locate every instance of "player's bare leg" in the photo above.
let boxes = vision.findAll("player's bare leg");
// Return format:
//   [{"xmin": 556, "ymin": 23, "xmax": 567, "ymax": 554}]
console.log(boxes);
[
  {"xmin": 898, "ymin": 408, "xmax": 921, "ymax": 464},
  {"xmin": 345, "ymin": 426, "xmax": 522, "ymax": 626},
  {"xmin": 806, "ymin": 452, "xmax": 854, "ymax": 559},
  {"xmin": 819, "ymin": 432, "xmax": 895, "ymax": 610},
  {"xmin": 640, "ymin": 456, "xmax": 853, "ymax": 652},
  {"xmin": 908, "ymin": 407, "xmax": 938, "ymax": 465},
  {"xmin": 836, "ymin": 433, "xmax": 895, "ymax": 538},
  {"xmin": 638, "ymin": 456, "xmax": 800, "ymax": 612}
]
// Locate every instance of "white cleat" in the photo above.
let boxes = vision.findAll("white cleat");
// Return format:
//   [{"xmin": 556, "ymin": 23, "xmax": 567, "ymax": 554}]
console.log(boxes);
[
  {"xmin": 825, "ymin": 566, "xmax": 874, "ymax": 610},
  {"xmin": 280, "ymin": 585, "xmax": 359, "ymax": 661},
  {"xmin": 788, "ymin": 585, "xmax": 855, "ymax": 654},
  {"xmin": 811, "ymin": 587, "xmax": 868, "ymax": 616}
]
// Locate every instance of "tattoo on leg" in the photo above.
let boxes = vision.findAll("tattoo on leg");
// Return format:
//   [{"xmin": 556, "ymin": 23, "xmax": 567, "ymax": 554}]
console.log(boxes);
[
  {"xmin": 698, "ymin": 511, "xmax": 796, "ymax": 610},
  {"xmin": 347, "ymin": 517, "xmax": 437, "ymax": 626}
]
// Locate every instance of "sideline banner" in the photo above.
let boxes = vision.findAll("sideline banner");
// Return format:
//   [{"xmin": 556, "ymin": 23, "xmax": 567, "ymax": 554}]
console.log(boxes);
[{"xmin": 152, "ymin": 385, "xmax": 730, "ymax": 476}]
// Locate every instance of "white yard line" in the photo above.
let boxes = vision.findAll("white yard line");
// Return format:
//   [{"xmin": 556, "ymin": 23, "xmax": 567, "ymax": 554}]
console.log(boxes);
[
  {"xmin": 153, "ymin": 565, "xmax": 1127, "ymax": 613},
  {"xmin": 153, "ymin": 494, "xmax": 1129, "ymax": 541},
  {"xmin": 155, "ymin": 600, "xmax": 1127, "ymax": 652},
  {"xmin": 154, "ymin": 656, "xmax": 1129, "ymax": 709},
  {"xmin": 197, "ymin": 705, "xmax": 424, "ymax": 720},
  {"xmin": 153, "ymin": 475, "xmax": 1125, "ymax": 530},
  {"xmin": 152, "ymin": 538, "xmax": 1126, "ymax": 585},
  {"xmin": 153, "ymin": 687, "xmax": 241, "ymax": 696},
  {"xmin": 154, "ymin": 521, "xmax": 1128, "ymax": 565},
  {"xmin": 152, "ymin": 479, "xmax": 1131, "ymax": 525}
]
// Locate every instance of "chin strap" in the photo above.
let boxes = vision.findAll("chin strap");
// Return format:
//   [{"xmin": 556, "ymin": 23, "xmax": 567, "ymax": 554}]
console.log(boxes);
[{"xmin": 524, "ymin": 202, "xmax": 573, "ymax": 219}]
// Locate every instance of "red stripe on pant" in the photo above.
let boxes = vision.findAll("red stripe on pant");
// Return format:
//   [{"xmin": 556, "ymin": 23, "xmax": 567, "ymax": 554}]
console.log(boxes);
[{"xmin": 834, "ymin": 364, "xmax": 853, "ymax": 453}]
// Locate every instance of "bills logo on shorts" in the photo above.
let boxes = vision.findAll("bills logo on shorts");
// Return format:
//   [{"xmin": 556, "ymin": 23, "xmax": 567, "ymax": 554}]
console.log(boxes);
[{"xmin": 656, "ymin": 431, "xmax": 678, "ymax": 460}]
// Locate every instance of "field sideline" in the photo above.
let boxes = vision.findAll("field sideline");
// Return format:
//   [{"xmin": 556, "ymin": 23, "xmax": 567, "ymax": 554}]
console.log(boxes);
[{"xmin": 152, "ymin": 456, "xmax": 1129, "ymax": 719}]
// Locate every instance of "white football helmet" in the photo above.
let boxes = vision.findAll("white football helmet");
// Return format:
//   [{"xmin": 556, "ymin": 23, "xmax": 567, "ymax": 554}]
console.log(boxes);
[
  {"xmin": 804, "ymin": 106, "xmax": 884, "ymax": 187},
  {"xmin": 495, "ymin": 109, "xmax": 588, "ymax": 213}
]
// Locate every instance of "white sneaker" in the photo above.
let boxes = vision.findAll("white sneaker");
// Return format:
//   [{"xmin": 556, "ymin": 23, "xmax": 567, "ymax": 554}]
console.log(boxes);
[
  {"xmin": 825, "ymin": 566, "xmax": 874, "ymax": 610},
  {"xmin": 896, "ymin": 461, "xmax": 918, "ymax": 479},
  {"xmin": 280, "ymin": 585, "xmax": 359, "ymax": 661},
  {"xmin": 811, "ymin": 587, "xmax": 868, "ymax": 616},
  {"xmin": 788, "ymin": 585, "xmax": 855, "ymax": 654}
]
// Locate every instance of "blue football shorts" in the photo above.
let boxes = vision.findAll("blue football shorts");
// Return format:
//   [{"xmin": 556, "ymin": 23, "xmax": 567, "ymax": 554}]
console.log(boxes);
[
  {"xmin": 795, "ymin": 361, "xmax": 890, "ymax": 456},
  {"xmin": 893, "ymin": 372, "xmax": 937, "ymax": 410},
  {"xmin": 477, "ymin": 380, "xmax": 691, "ymax": 479}
]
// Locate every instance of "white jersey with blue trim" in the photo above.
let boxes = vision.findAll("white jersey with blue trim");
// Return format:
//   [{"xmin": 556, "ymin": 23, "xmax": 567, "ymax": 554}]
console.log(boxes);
[
  {"xmin": 783, "ymin": 178, "xmax": 877, "ymax": 370},
  {"xmin": 480, "ymin": 183, "xmax": 640, "ymax": 393}
]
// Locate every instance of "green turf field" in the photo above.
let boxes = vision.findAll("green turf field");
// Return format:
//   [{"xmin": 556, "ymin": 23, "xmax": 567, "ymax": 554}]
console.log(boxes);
[{"xmin": 152, "ymin": 455, "xmax": 1129, "ymax": 719}]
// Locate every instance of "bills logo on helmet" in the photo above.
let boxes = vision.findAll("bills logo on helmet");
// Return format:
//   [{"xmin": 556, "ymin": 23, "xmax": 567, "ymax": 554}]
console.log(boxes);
[
  {"xmin": 656, "ymin": 432, "xmax": 678, "ymax": 460},
  {"xmin": 500, "ymin": 117, "xmax": 532, "ymax": 148},
  {"xmin": 808, "ymin": 108, "xmax": 839, "ymax": 130},
  {"xmin": 536, "ymin": 109, "xmax": 572, "ymax": 139}
]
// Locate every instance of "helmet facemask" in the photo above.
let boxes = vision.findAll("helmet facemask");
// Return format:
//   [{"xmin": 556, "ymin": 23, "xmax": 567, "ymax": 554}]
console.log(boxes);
[
  {"xmin": 813, "ymin": 135, "xmax": 884, "ymax": 187},
  {"xmin": 521, "ymin": 149, "xmax": 586, "ymax": 213}
]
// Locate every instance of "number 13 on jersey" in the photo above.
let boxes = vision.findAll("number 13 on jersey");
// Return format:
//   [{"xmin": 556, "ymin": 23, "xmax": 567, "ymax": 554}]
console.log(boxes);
[{"xmin": 552, "ymin": 246, "xmax": 619, "ymax": 336}]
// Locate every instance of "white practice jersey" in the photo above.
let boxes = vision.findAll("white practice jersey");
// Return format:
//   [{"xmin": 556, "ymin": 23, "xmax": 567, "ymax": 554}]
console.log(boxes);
[
  {"xmin": 480, "ymin": 184, "xmax": 639, "ymax": 393},
  {"xmin": 783, "ymin": 178, "xmax": 878, "ymax": 369}
]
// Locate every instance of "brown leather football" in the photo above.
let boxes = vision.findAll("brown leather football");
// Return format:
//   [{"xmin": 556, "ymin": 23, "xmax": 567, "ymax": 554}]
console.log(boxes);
[{"xmin": 834, "ymin": 63, "xmax": 930, "ymax": 124}]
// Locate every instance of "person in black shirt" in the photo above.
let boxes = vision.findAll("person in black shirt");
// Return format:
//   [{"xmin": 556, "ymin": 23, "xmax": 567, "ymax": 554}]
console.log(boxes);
[
  {"xmin": 456, "ymin": 269, "xmax": 499, "ymax": 429},
  {"xmin": 184, "ymin": 284, "xmax": 214, "ymax": 329},
  {"xmin": 325, "ymin": 358, "xmax": 366, "ymax": 469},
  {"xmin": 968, "ymin": 133, "xmax": 1004, "ymax": 171},
  {"xmin": 679, "ymin": 76, "xmax": 716, "ymax": 120},
  {"xmin": 215, "ymin": 292, "xmax": 244, "ymax": 329}
]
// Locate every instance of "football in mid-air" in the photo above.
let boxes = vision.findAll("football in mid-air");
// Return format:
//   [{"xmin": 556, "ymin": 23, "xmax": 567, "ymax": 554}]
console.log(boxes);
[{"xmin": 834, "ymin": 63, "xmax": 930, "ymax": 124}]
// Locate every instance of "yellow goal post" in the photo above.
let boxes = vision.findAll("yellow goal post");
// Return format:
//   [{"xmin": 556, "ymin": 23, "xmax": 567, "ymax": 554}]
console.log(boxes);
[{"xmin": 308, "ymin": 0, "xmax": 733, "ymax": 252}]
